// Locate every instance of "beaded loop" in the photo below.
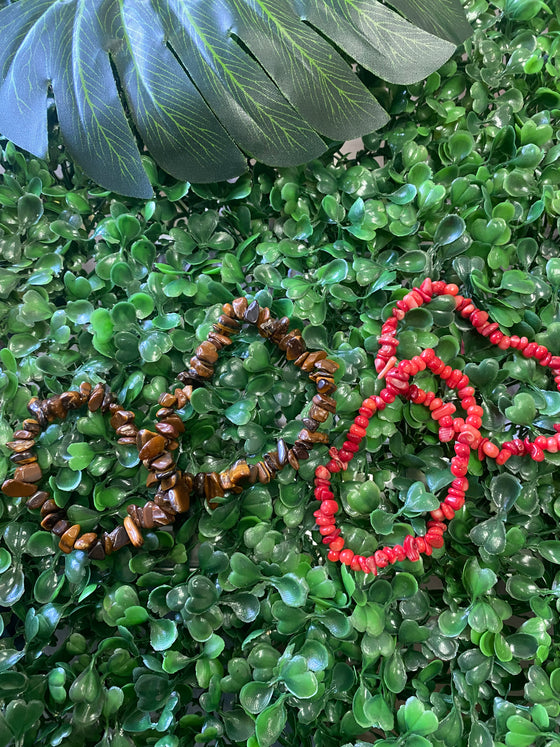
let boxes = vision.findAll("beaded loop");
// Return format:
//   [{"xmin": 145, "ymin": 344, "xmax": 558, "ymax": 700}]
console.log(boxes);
[
  {"xmin": 316, "ymin": 278, "xmax": 560, "ymax": 575},
  {"xmin": 2, "ymin": 298, "xmax": 339, "ymax": 558}
]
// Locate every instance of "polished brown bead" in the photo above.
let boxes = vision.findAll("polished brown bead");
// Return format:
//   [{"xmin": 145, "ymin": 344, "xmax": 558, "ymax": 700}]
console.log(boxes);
[
  {"xmin": 301, "ymin": 351, "xmax": 328, "ymax": 372},
  {"xmin": 167, "ymin": 479, "xmax": 190, "ymax": 513},
  {"xmin": 263, "ymin": 452, "xmax": 280, "ymax": 472},
  {"xmin": 103, "ymin": 532, "xmax": 114, "ymax": 555},
  {"xmin": 74, "ymin": 532, "xmax": 97, "ymax": 551},
  {"xmin": 189, "ymin": 358, "xmax": 214, "ymax": 378},
  {"xmin": 14, "ymin": 462, "xmax": 42, "ymax": 483},
  {"xmin": 146, "ymin": 471, "xmax": 159, "ymax": 488},
  {"xmin": 41, "ymin": 499, "xmax": 59, "ymax": 517},
  {"xmin": 122, "ymin": 516, "xmax": 143, "ymax": 547},
  {"xmin": 316, "ymin": 377, "xmax": 336, "ymax": 395},
  {"xmin": 161, "ymin": 473, "xmax": 178, "ymax": 491},
  {"xmin": 204, "ymin": 472, "xmax": 224, "ymax": 500},
  {"xmin": 292, "ymin": 442, "xmax": 310, "ymax": 460},
  {"xmin": 285, "ymin": 336, "xmax": 306, "ymax": 361},
  {"xmin": 126, "ymin": 504, "xmax": 144, "ymax": 527},
  {"xmin": 312, "ymin": 393, "xmax": 336, "ymax": 412},
  {"xmin": 219, "ymin": 471, "xmax": 235, "ymax": 492},
  {"xmin": 257, "ymin": 307, "xmax": 271, "ymax": 328},
  {"xmin": 26, "ymin": 490, "xmax": 49, "ymax": 509},
  {"xmin": 88, "ymin": 540, "xmax": 106, "ymax": 560},
  {"xmin": 302, "ymin": 417, "xmax": 320, "ymax": 432},
  {"xmin": 271, "ymin": 317, "xmax": 290, "ymax": 342},
  {"xmin": 41, "ymin": 511, "xmax": 65, "ymax": 530},
  {"xmin": 79, "ymin": 382, "xmax": 92, "ymax": 399},
  {"xmin": 230, "ymin": 461, "xmax": 251, "ymax": 484},
  {"xmin": 88, "ymin": 384, "xmax": 105, "ymax": 412},
  {"xmin": 52, "ymin": 519, "xmax": 71, "ymax": 537},
  {"xmin": 232, "ymin": 297, "xmax": 248, "ymax": 319},
  {"xmin": 314, "ymin": 358, "xmax": 339, "ymax": 374},
  {"xmin": 174, "ymin": 389, "xmax": 189, "ymax": 408},
  {"xmin": 155, "ymin": 422, "xmax": 179, "ymax": 439},
  {"xmin": 110, "ymin": 410, "xmax": 135, "ymax": 429},
  {"xmin": 278, "ymin": 330, "xmax": 299, "ymax": 352},
  {"xmin": 155, "ymin": 468, "xmax": 176, "ymax": 482},
  {"xmin": 13, "ymin": 430, "xmax": 36, "ymax": 441},
  {"xmin": 101, "ymin": 388, "xmax": 115, "ymax": 412},
  {"xmin": 138, "ymin": 435, "xmax": 166, "ymax": 461},
  {"xmin": 244, "ymin": 300, "xmax": 260, "ymax": 324},
  {"xmin": 287, "ymin": 449, "xmax": 300, "ymax": 470},
  {"xmin": 156, "ymin": 407, "xmax": 175, "ymax": 419},
  {"xmin": 152, "ymin": 505, "xmax": 174, "ymax": 526},
  {"xmin": 22, "ymin": 418, "xmax": 41, "ymax": 435},
  {"xmin": 60, "ymin": 391, "xmax": 83, "ymax": 410},
  {"xmin": 212, "ymin": 322, "xmax": 235, "ymax": 338},
  {"xmin": 150, "ymin": 452, "xmax": 175, "ymax": 472},
  {"xmin": 309, "ymin": 404, "xmax": 329, "ymax": 422},
  {"xmin": 208, "ymin": 331, "xmax": 233, "ymax": 349},
  {"xmin": 140, "ymin": 502, "xmax": 154, "ymax": 529},
  {"xmin": 6, "ymin": 440, "xmax": 35, "ymax": 453},
  {"xmin": 298, "ymin": 428, "xmax": 329, "ymax": 444},
  {"xmin": 46, "ymin": 396, "xmax": 67, "ymax": 420},
  {"xmin": 196, "ymin": 341, "xmax": 219, "ymax": 364},
  {"xmin": 258, "ymin": 319, "xmax": 278, "ymax": 338},
  {"xmin": 117, "ymin": 437, "xmax": 137, "ymax": 445},
  {"xmin": 158, "ymin": 392, "xmax": 178, "ymax": 408},
  {"xmin": 277, "ymin": 439, "xmax": 288, "ymax": 466},
  {"xmin": 1, "ymin": 478, "xmax": 37, "ymax": 497},
  {"xmin": 164, "ymin": 415, "xmax": 185, "ymax": 434},
  {"xmin": 248, "ymin": 464, "xmax": 259, "ymax": 483},
  {"xmin": 137, "ymin": 429, "xmax": 159, "ymax": 449},
  {"xmin": 154, "ymin": 492, "xmax": 177, "ymax": 515},
  {"xmin": 219, "ymin": 313, "xmax": 240, "ymax": 331},
  {"xmin": 256, "ymin": 461, "xmax": 272, "ymax": 483},
  {"xmin": 27, "ymin": 398, "xmax": 48, "ymax": 428},
  {"xmin": 108, "ymin": 525, "xmax": 131, "ymax": 552},
  {"xmin": 116, "ymin": 424, "xmax": 138, "ymax": 438},
  {"xmin": 294, "ymin": 351, "xmax": 310, "ymax": 368},
  {"xmin": 10, "ymin": 450, "xmax": 36, "ymax": 464}
]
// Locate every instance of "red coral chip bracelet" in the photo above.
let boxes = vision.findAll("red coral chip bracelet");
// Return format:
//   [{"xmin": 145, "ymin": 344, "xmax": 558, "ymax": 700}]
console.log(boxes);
[
  {"xmin": 314, "ymin": 278, "xmax": 560, "ymax": 576},
  {"xmin": 1, "ymin": 298, "xmax": 339, "ymax": 558}
]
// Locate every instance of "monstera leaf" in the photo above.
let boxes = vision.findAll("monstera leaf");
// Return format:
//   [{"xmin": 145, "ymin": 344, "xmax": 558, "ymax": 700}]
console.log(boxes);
[{"xmin": 0, "ymin": 0, "xmax": 471, "ymax": 197}]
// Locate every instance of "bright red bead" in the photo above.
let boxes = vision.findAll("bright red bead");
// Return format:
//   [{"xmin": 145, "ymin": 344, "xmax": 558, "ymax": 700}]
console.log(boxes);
[{"xmin": 339, "ymin": 549, "xmax": 354, "ymax": 565}]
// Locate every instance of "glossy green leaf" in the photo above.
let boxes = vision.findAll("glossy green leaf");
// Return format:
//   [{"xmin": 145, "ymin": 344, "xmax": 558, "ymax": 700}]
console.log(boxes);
[{"xmin": 0, "ymin": 0, "xmax": 468, "ymax": 196}]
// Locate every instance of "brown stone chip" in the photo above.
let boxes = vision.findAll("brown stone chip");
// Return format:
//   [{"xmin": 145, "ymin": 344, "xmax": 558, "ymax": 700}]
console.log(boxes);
[
  {"xmin": 22, "ymin": 419, "xmax": 41, "ymax": 434},
  {"xmin": 312, "ymin": 393, "xmax": 336, "ymax": 412},
  {"xmin": 123, "ymin": 516, "xmax": 144, "ymax": 547},
  {"xmin": 158, "ymin": 392, "xmax": 177, "ymax": 408},
  {"xmin": 74, "ymin": 532, "xmax": 97, "ymax": 551},
  {"xmin": 196, "ymin": 341, "xmax": 219, "ymax": 364},
  {"xmin": 1, "ymin": 479, "xmax": 37, "ymax": 497},
  {"xmin": 60, "ymin": 525, "xmax": 84, "ymax": 554},
  {"xmin": 309, "ymin": 404, "xmax": 329, "ymax": 422},
  {"xmin": 6, "ymin": 440, "xmax": 35, "ymax": 453},
  {"xmin": 301, "ymin": 351, "xmax": 328, "ymax": 372},
  {"xmin": 14, "ymin": 462, "xmax": 42, "ymax": 483},
  {"xmin": 26, "ymin": 490, "xmax": 49, "ymax": 509},
  {"xmin": 88, "ymin": 384, "xmax": 105, "ymax": 412},
  {"xmin": 232, "ymin": 297, "xmax": 248, "ymax": 319},
  {"xmin": 314, "ymin": 358, "xmax": 339, "ymax": 374},
  {"xmin": 138, "ymin": 435, "xmax": 166, "ymax": 461}
]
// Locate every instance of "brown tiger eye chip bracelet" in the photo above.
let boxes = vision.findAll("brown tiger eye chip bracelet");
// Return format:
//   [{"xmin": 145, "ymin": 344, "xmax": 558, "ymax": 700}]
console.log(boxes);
[{"xmin": 1, "ymin": 298, "xmax": 339, "ymax": 558}]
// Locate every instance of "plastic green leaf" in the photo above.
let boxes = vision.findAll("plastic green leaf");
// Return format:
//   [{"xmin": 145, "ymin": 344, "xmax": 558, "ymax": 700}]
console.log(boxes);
[
  {"xmin": 0, "ymin": 0, "xmax": 469, "ymax": 197},
  {"xmin": 150, "ymin": 619, "xmax": 178, "ymax": 651},
  {"xmin": 255, "ymin": 696, "xmax": 287, "ymax": 747}
]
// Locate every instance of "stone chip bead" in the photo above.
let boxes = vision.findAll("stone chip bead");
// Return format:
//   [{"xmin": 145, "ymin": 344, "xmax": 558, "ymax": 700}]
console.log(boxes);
[{"xmin": 313, "ymin": 277, "xmax": 560, "ymax": 575}]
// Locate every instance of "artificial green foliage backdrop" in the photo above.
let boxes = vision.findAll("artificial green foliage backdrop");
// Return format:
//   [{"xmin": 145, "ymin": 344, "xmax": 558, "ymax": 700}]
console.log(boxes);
[{"xmin": 1, "ymin": 1, "xmax": 560, "ymax": 746}]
